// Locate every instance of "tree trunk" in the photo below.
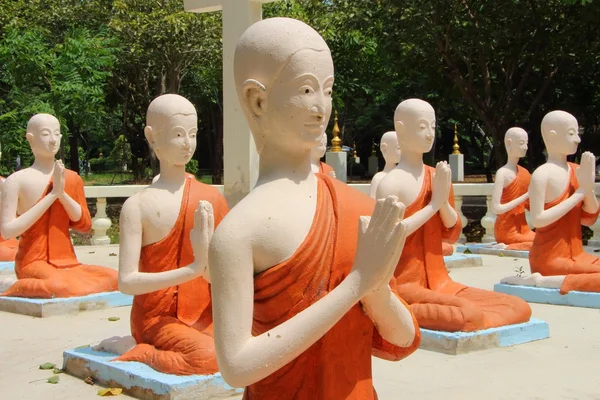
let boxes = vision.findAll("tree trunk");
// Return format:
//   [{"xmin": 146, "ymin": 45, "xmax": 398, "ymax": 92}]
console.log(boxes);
[{"xmin": 68, "ymin": 126, "xmax": 80, "ymax": 174}]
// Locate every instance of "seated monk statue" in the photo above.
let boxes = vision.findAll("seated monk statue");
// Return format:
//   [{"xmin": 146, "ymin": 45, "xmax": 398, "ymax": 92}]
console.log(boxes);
[
  {"xmin": 310, "ymin": 132, "xmax": 336, "ymax": 177},
  {"xmin": 0, "ymin": 177, "xmax": 19, "ymax": 261},
  {"xmin": 94, "ymin": 94, "xmax": 229, "ymax": 376},
  {"xmin": 501, "ymin": 111, "xmax": 600, "ymax": 293},
  {"xmin": 491, "ymin": 127, "xmax": 535, "ymax": 250},
  {"xmin": 376, "ymin": 99, "xmax": 532, "ymax": 332},
  {"xmin": 206, "ymin": 18, "xmax": 419, "ymax": 399},
  {"xmin": 369, "ymin": 131, "xmax": 400, "ymax": 199},
  {"xmin": 1, "ymin": 114, "xmax": 117, "ymax": 298}
]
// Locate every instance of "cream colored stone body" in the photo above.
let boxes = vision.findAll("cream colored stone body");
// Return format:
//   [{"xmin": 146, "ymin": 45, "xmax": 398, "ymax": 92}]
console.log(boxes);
[
  {"xmin": 206, "ymin": 17, "xmax": 415, "ymax": 389},
  {"xmin": 500, "ymin": 111, "xmax": 599, "ymax": 288},
  {"xmin": 370, "ymin": 131, "xmax": 401, "ymax": 199},
  {"xmin": 376, "ymin": 99, "xmax": 458, "ymax": 236},
  {"xmin": 491, "ymin": 128, "xmax": 530, "ymax": 216},
  {"xmin": 96, "ymin": 94, "xmax": 214, "ymax": 355},
  {"xmin": 1, "ymin": 114, "xmax": 81, "ymax": 241},
  {"xmin": 310, "ymin": 133, "xmax": 335, "ymax": 177}
]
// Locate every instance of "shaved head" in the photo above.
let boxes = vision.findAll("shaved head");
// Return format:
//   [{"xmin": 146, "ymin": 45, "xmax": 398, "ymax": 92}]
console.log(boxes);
[
  {"xmin": 26, "ymin": 114, "xmax": 59, "ymax": 134},
  {"xmin": 146, "ymin": 94, "xmax": 196, "ymax": 133}
]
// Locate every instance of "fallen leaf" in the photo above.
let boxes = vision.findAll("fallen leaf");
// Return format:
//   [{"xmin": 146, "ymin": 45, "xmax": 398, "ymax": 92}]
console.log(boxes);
[
  {"xmin": 47, "ymin": 375, "xmax": 60, "ymax": 384},
  {"xmin": 89, "ymin": 251, "xmax": 96, "ymax": 254},
  {"xmin": 52, "ymin": 367, "xmax": 63, "ymax": 374},
  {"xmin": 498, "ymin": 252, "xmax": 505, "ymax": 257},
  {"xmin": 98, "ymin": 388, "xmax": 123, "ymax": 396},
  {"xmin": 75, "ymin": 344, "xmax": 90, "ymax": 349},
  {"xmin": 107, "ymin": 317, "xmax": 120, "ymax": 322},
  {"xmin": 84, "ymin": 376, "xmax": 95, "ymax": 386},
  {"xmin": 109, "ymin": 253, "xmax": 117, "ymax": 256},
  {"xmin": 463, "ymin": 248, "xmax": 472, "ymax": 254},
  {"xmin": 39, "ymin": 362, "xmax": 56, "ymax": 370}
]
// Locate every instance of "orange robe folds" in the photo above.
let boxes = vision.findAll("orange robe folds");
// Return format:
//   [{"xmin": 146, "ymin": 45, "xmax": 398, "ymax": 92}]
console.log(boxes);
[
  {"xmin": 442, "ymin": 241, "xmax": 454, "ymax": 256},
  {"xmin": 391, "ymin": 166, "xmax": 531, "ymax": 332},
  {"xmin": 319, "ymin": 161, "xmax": 335, "ymax": 176},
  {"xmin": 529, "ymin": 163, "xmax": 600, "ymax": 294},
  {"xmin": 246, "ymin": 175, "xmax": 420, "ymax": 400},
  {"xmin": 2, "ymin": 170, "xmax": 117, "ymax": 298},
  {"xmin": 494, "ymin": 166, "xmax": 535, "ymax": 250},
  {"xmin": 115, "ymin": 176, "xmax": 229, "ymax": 376}
]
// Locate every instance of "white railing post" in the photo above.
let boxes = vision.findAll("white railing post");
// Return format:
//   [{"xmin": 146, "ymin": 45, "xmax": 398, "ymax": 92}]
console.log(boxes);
[
  {"xmin": 454, "ymin": 194, "xmax": 467, "ymax": 243},
  {"xmin": 91, "ymin": 197, "xmax": 112, "ymax": 245},
  {"xmin": 481, "ymin": 195, "xmax": 496, "ymax": 243}
]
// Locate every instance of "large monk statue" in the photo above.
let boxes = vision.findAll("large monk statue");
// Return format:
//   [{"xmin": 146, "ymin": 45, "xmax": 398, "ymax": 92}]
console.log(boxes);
[
  {"xmin": 376, "ymin": 99, "xmax": 531, "ymax": 332},
  {"xmin": 0, "ymin": 114, "xmax": 117, "ymax": 298},
  {"xmin": 491, "ymin": 127, "xmax": 535, "ymax": 250},
  {"xmin": 206, "ymin": 18, "xmax": 419, "ymax": 399},
  {"xmin": 369, "ymin": 131, "xmax": 400, "ymax": 199},
  {"xmin": 310, "ymin": 132, "xmax": 336, "ymax": 177},
  {"xmin": 0, "ymin": 177, "xmax": 18, "ymax": 261},
  {"xmin": 501, "ymin": 111, "xmax": 600, "ymax": 293},
  {"xmin": 95, "ymin": 94, "xmax": 229, "ymax": 376}
]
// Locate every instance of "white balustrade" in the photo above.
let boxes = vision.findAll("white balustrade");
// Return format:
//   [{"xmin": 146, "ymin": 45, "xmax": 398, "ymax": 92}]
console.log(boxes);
[
  {"xmin": 453, "ymin": 195, "xmax": 468, "ymax": 243},
  {"xmin": 81, "ymin": 182, "xmax": 600, "ymax": 247}
]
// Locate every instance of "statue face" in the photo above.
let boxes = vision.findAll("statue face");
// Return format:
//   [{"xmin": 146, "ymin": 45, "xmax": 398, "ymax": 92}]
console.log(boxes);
[
  {"xmin": 397, "ymin": 108, "xmax": 436, "ymax": 154},
  {"xmin": 265, "ymin": 49, "xmax": 334, "ymax": 154},
  {"xmin": 153, "ymin": 113, "xmax": 197, "ymax": 166},
  {"xmin": 381, "ymin": 132, "xmax": 401, "ymax": 164},
  {"xmin": 28, "ymin": 116, "xmax": 62, "ymax": 158},
  {"xmin": 558, "ymin": 119, "xmax": 581, "ymax": 156},
  {"xmin": 506, "ymin": 129, "xmax": 528, "ymax": 158}
]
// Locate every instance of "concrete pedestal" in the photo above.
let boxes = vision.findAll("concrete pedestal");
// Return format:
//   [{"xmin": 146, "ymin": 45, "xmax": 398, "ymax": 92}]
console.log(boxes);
[
  {"xmin": 326, "ymin": 151, "xmax": 348, "ymax": 183},
  {"xmin": 449, "ymin": 153, "xmax": 464, "ymax": 182}
]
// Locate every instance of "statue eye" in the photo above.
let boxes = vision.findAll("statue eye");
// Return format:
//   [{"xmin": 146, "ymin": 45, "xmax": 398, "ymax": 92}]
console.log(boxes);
[{"xmin": 300, "ymin": 86, "xmax": 314, "ymax": 95}]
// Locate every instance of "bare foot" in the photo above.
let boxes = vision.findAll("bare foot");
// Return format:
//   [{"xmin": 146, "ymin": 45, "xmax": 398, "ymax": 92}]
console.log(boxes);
[
  {"xmin": 0, "ymin": 276, "xmax": 16, "ymax": 292},
  {"xmin": 500, "ymin": 273, "xmax": 543, "ymax": 287},
  {"xmin": 93, "ymin": 336, "xmax": 136, "ymax": 355}
]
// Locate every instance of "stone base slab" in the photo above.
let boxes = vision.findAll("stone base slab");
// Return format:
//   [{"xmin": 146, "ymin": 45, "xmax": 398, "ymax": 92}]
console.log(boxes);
[
  {"xmin": 419, "ymin": 318, "xmax": 549, "ymax": 355},
  {"xmin": 0, "ymin": 291, "xmax": 133, "ymax": 317},
  {"xmin": 63, "ymin": 347, "xmax": 242, "ymax": 400},
  {"xmin": 494, "ymin": 283, "xmax": 600, "ymax": 309},
  {"xmin": 444, "ymin": 254, "xmax": 483, "ymax": 269},
  {"xmin": 456, "ymin": 243, "xmax": 529, "ymax": 259}
]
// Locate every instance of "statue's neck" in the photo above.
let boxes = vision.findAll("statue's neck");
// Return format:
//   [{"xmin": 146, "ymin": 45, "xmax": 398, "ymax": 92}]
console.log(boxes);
[
  {"xmin": 547, "ymin": 152, "xmax": 568, "ymax": 168},
  {"xmin": 382, "ymin": 160, "xmax": 396, "ymax": 173},
  {"xmin": 505, "ymin": 155, "xmax": 520, "ymax": 169},
  {"xmin": 157, "ymin": 164, "xmax": 187, "ymax": 187},
  {"xmin": 397, "ymin": 151, "xmax": 423, "ymax": 171},
  {"xmin": 258, "ymin": 147, "xmax": 312, "ymax": 185},
  {"xmin": 32, "ymin": 155, "xmax": 56, "ymax": 173}
]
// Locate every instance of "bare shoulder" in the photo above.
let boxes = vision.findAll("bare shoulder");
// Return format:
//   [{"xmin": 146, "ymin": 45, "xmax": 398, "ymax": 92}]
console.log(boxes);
[
  {"xmin": 211, "ymin": 194, "xmax": 260, "ymax": 253},
  {"xmin": 377, "ymin": 169, "xmax": 405, "ymax": 198},
  {"xmin": 120, "ymin": 192, "xmax": 142, "ymax": 221}
]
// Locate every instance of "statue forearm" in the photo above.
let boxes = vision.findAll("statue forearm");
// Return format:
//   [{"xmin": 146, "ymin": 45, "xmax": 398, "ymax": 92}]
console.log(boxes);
[
  {"xmin": 439, "ymin": 202, "xmax": 458, "ymax": 228},
  {"xmin": 491, "ymin": 193, "xmax": 528, "ymax": 215},
  {"xmin": 404, "ymin": 205, "xmax": 437, "ymax": 236},
  {"xmin": 361, "ymin": 286, "xmax": 416, "ymax": 347},
  {"xmin": 118, "ymin": 266, "xmax": 199, "ymax": 295},
  {"xmin": 58, "ymin": 192, "xmax": 82, "ymax": 222},
  {"xmin": 531, "ymin": 191, "xmax": 585, "ymax": 228},
  {"xmin": 1, "ymin": 192, "xmax": 57, "ymax": 239}
]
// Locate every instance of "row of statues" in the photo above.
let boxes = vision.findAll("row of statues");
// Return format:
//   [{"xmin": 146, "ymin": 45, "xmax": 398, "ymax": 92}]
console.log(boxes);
[{"xmin": 0, "ymin": 16, "xmax": 598, "ymax": 400}]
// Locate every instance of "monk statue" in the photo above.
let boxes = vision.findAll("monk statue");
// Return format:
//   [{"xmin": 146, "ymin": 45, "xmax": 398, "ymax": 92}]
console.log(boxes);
[
  {"xmin": 0, "ymin": 177, "xmax": 18, "ymax": 261},
  {"xmin": 491, "ymin": 128, "xmax": 535, "ymax": 250},
  {"xmin": 206, "ymin": 18, "xmax": 419, "ymax": 399},
  {"xmin": 376, "ymin": 98, "xmax": 532, "ymax": 332},
  {"xmin": 369, "ymin": 131, "xmax": 400, "ymax": 199},
  {"xmin": 310, "ymin": 132, "xmax": 336, "ymax": 177},
  {"xmin": 94, "ymin": 94, "xmax": 229, "ymax": 376},
  {"xmin": 501, "ymin": 111, "xmax": 600, "ymax": 293},
  {"xmin": 0, "ymin": 114, "xmax": 117, "ymax": 298}
]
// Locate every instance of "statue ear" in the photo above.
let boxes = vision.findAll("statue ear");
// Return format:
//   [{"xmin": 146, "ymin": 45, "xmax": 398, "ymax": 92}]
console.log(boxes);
[
  {"xmin": 243, "ymin": 79, "xmax": 267, "ymax": 119},
  {"xmin": 145, "ymin": 126, "xmax": 159, "ymax": 158},
  {"xmin": 394, "ymin": 121, "xmax": 405, "ymax": 136},
  {"xmin": 25, "ymin": 132, "xmax": 34, "ymax": 145},
  {"xmin": 380, "ymin": 142, "xmax": 388, "ymax": 153}
]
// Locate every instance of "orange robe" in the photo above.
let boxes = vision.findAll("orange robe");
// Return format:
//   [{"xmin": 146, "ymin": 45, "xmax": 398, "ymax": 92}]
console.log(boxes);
[
  {"xmin": 0, "ymin": 176, "xmax": 18, "ymax": 261},
  {"xmin": 1, "ymin": 170, "xmax": 117, "ymax": 298},
  {"xmin": 391, "ymin": 166, "xmax": 532, "ymax": 332},
  {"xmin": 442, "ymin": 241, "xmax": 454, "ymax": 256},
  {"xmin": 319, "ymin": 161, "xmax": 335, "ymax": 176},
  {"xmin": 246, "ymin": 175, "xmax": 420, "ymax": 400},
  {"xmin": 115, "ymin": 176, "xmax": 229, "ymax": 375},
  {"xmin": 494, "ymin": 166, "xmax": 535, "ymax": 250},
  {"xmin": 530, "ymin": 163, "xmax": 600, "ymax": 294}
]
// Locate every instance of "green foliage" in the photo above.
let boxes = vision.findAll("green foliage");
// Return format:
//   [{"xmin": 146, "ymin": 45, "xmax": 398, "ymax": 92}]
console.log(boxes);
[
  {"xmin": 109, "ymin": 135, "xmax": 132, "ymax": 172},
  {"xmin": 186, "ymin": 159, "xmax": 199, "ymax": 176}
]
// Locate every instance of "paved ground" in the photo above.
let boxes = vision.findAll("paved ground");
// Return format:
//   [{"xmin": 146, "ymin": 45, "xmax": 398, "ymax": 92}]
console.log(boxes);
[{"xmin": 2, "ymin": 246, "xmax": 599, "ymax": 400}]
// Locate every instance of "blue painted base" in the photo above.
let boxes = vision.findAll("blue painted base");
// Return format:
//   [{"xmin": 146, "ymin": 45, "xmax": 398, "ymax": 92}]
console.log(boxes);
[
  {"xmin": 419, "ymin": 318, "xmax": 549, "ymax": 355},
  {"xmin": 494, "ymin": 283, "xmax": 600, "ymax": 309},
  {"xmin": 443, "ymin": 254, "xmax": 483, "ymax": 268},
  {"xmin": 63, "ymin": 347, "xmax": 242, "ymax": 400},
  {"xmin": 457, "ymin": 243, "xmax": 529, "ymax": 259},
  {"xmin": 0, "ymin": 261, "xmax": 15, "ymax": 275},
  {"xmin": 0, "ymin": 291, "xmax": 132, "ymax": 317}
]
